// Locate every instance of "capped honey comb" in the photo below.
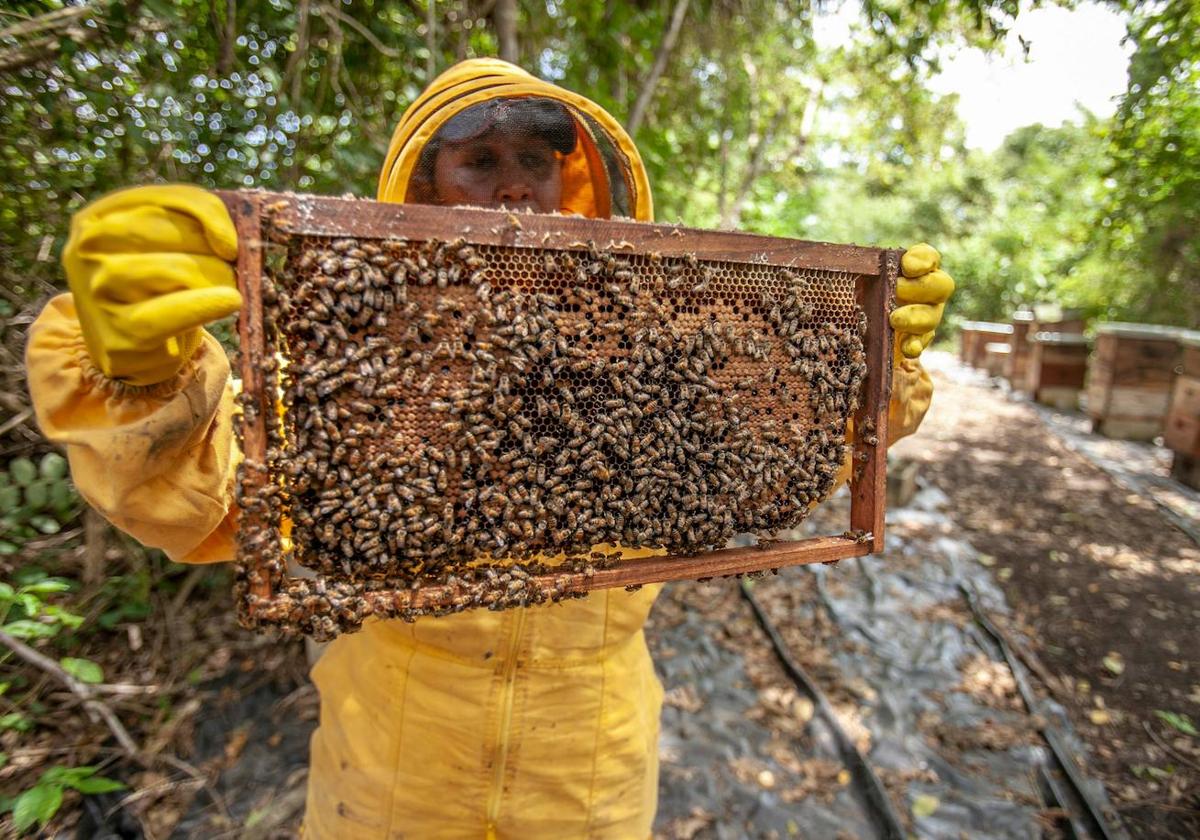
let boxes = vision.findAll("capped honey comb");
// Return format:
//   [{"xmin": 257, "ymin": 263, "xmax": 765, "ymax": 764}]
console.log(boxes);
[{"xmin": 221, "ymin": 191, "xmax": 896, "ymax": 640}]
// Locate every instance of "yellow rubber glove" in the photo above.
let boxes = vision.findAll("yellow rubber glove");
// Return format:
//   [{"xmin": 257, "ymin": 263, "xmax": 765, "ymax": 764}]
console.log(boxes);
[
  {"xmin": 62, "ymin": 184, "xmax": 242, "ymax": 386},
  {"xmin": 891, "ymin": 242, "xmax": 955, "ymax": 359}
]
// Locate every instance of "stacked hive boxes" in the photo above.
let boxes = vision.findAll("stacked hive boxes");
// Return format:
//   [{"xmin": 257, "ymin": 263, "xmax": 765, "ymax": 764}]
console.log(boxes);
[
  {"xmin": 1027, "ymin": 331, "xmax": 1090, "ymax": 410},
  {"xmin": 1086, "ymin": 323, "xmax": 1184, "ymax": 440}
]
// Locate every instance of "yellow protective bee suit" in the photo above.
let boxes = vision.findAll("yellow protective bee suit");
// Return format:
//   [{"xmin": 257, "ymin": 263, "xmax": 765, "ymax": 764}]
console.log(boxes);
[{"xmin": 27, "ymin": 59, "xmax": 936, "ymax": 838}]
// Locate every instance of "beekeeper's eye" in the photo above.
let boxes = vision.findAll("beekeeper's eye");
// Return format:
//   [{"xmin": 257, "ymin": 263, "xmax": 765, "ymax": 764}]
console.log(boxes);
[
  {"xmin": 469, "ymin": 150, "xmax": 498, "ymax": 170},
  {"xmin": 518, "ymin": 149, "xmax": 553, "ymax": 176}
]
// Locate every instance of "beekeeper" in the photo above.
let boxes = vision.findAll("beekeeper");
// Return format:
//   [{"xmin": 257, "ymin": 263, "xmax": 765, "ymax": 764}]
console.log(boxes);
[{"xmin": 26, "ymin": 58, "xmax": 952, "ymax": 838}]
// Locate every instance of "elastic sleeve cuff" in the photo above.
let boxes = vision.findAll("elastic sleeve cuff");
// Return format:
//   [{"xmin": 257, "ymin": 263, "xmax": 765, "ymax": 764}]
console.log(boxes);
[{"xmin": 26, "ymin": 293, "xmax": 238, "ymax": 563}]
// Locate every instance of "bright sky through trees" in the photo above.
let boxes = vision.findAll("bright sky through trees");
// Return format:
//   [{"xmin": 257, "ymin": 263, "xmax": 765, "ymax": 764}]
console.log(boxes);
[{"xmin": 815, "ymin": 1, "xmax": 1133, "ymax": 150}]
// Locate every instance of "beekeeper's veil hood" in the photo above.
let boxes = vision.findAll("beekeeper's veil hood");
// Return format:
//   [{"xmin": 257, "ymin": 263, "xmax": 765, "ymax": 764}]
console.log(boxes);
[{"xmin": 378, "ymin": 58, "xmax": 653, "ymax": 221}]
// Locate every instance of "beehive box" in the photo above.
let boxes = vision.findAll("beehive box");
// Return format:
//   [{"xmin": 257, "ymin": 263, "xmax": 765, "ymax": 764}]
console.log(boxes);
[
  {"xmin": 1005, "ymin": 311, "xmax": 1036, "ymax": 390},
  {"xmin": 966, "ymin": 322, "xmax": 1013, "ymax": 370},
  {"xmin": 958, "ymin": 323, "xmax": 978, "ymax": 364},
  {"xmin": 219, "ymin": 191, "xmax": 896, "ymax": 639},
  {"xmin": 1086, "ymin": 323, "xmax": 1184, "ymax": 440},
  {"xmin": 983, "ymin": 341, "xmax": 1011, "ymax": 377},
  {"xmin": 1028, "ymin": 331, "xmax": 1089, "ymax": 410},
  {"xmin": 1165, "ymin": 332, "xmax": 1200, "ymax": 488}
]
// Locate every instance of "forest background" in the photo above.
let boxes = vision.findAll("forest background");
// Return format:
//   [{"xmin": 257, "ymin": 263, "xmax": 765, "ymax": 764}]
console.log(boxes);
[
  {"xmin": 0, "ymin": 0, "xmax": 1197, "ymax": 834},
  {"xmin": 2, "ymin": 0, "xmax": 1198, "ymax": 331}
]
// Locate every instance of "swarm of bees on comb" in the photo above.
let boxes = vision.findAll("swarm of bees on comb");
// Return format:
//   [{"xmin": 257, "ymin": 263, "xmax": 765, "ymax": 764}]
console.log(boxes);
[{"xmin": 235, "ymin": 217, "xmax": 871, "ymax": 639}]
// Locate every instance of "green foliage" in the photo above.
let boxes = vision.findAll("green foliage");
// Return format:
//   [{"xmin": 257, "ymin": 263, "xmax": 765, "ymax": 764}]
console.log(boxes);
[
  {"xmin": 5, "ymin": 765, "xmax": 125, "ymax": 834},
  {"xmin": 1102, "ymin": 0, "xmax": 1200, "ymax": 327},
  {"xmin": 59, "ymin": 657, "xmax": 104, "ymax": 684},
  {"xmin": 0, "ymin": 569, "xmax": 82, "ymax": 642},
  {"xmin": 0, "ymin": 454, "xmax": 80, "ymax": 556},
  {"xmin": 1155, "ymin": 709, "xmax": 1198, "ymax": 737},
  {"xmin": 0, "ymin": 0, "xmax": 1192, "ymax": 331}
]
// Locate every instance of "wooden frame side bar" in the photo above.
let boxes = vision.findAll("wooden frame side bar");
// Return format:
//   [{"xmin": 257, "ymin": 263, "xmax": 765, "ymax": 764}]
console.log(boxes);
[
  {"xmin": 848, "ymin": 249, "xmax": 898, "ymax": 551},
  {"xmin": 227, "ymin": 192, "xmax": 274, "ymax": 603}
]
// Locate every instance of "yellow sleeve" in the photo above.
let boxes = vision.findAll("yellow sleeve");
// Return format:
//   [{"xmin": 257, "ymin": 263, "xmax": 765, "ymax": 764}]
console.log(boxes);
[
  {"xmin": 888, "ymin": 351, "xmax": 933, "ymax": 444},
  {"xmin": 25, "ymin": 294, "xmax": 238, "ymax": 564}
]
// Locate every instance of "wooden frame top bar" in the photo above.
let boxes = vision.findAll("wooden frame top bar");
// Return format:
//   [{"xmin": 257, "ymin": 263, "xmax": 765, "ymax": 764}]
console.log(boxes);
[{"xmin": 249, "ymin": 190, "xmax": 887, "ymax": 274}]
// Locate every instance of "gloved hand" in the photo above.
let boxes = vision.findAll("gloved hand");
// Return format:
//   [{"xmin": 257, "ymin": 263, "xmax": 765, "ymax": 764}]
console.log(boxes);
[
  {"xmin": 62, "ymin": 184, "xmax": 242, "ymax": 386},
  {"xmin": 891, "ymin": 242, "xmax": 954, "ymax": 359}
]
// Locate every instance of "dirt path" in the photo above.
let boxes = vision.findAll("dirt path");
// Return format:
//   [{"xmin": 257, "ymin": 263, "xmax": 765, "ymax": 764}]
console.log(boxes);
[{"xmin": 890, "ymin": 355, "xmax": 1200, "ymax": 838}]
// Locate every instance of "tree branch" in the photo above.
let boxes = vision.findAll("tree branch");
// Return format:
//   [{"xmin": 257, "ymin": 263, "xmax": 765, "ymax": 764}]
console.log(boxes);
[
  {"xmin": 0, "ymin": 628, "xmax": 140, "ymax": 756},
  {"xmin": 315, "ymin": 2, "xmax": 400, "ymax": 57},
  {"xmin": 626, "ymin": 0, "xmax": 690, "ymax": 137},
  {"xmin": 0, "ymin": 3, "xmax": 92, "ymax": 39},
  {"xmin": 0, "ymin": 1, "xmax": 125, "ymax": 73},
  {"xmin": 282, "ymin": 0, "xmax": 312, "ymax": 104},
  {"xmin": 720, "ymin": 80, "xmax": 824, "ymax": 230}
]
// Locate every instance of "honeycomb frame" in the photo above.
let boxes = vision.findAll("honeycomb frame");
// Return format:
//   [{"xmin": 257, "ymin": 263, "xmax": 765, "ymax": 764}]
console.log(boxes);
[{"xmin": 219, "ymin": 190, "xmax": 897, "ymax": 639}]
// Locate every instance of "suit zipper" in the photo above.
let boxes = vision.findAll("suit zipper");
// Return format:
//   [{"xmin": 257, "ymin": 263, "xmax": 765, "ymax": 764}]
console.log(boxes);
[{"xmin": 485, "ymin": 608, "xmax": 525, "ymax": 834}]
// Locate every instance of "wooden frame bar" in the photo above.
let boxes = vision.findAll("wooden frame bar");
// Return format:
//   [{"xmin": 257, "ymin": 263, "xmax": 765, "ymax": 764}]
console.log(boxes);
[{"xmin": 218, "ymin": 190, "xmax": 897, "ymax": 626}]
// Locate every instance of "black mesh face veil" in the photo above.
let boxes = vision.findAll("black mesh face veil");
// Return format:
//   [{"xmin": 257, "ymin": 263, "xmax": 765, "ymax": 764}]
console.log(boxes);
[{"xmin": 407, "ymin": 98, "xmax": 578, "ymax": 205}]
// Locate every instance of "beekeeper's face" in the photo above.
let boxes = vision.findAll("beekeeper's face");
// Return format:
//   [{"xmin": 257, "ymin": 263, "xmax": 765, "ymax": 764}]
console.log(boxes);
[{"xmin": 432, "ymin": 129, "xmax": 563, "ymax": 214}]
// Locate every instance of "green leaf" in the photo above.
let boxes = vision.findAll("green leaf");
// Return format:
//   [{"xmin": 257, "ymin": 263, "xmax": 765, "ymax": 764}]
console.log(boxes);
[
  {"xmin": 71, "ymin": 775, "xmax": 126, "ymax": 794},
  {"xmin": 23, "ymin": 482, "xmax": 49, "ymax": 512},
  {"xmin": 0, "ymin": 485, "xmax": 20, "ymax": 512},
  {"xmin": 27, "ymin": 515, "xmax": 61, "ymax": 535},
  {"xmin": 60, "ymin": 657, "xmax": 104, "ymax": 685},
  {"xmin": 22, "ymin": 579, "xmax": 70, "ymax": 596},
  {"xmin": 42, "ymin": 606, "xmax": 83, "ymax": 629},
  {"xmin": 0, "ymin": 540, "xmax": 20, "ymax": 556},
  {"xmin": 40, "ymin": 766, "xmax": 87, "ymax": 785},
  {"xmin": 8, "ymin": 459, "xmax": 37, "ymax": 487},
  {"xmin": 1, "ymin": 619, "xmax": 57, "ymax": 639},
  {"xmin": 49, "ymin": 482, "xmax": 77, "ymax": 516},
  {"xmin": 0, "ymin": 582, "xmax": 14, "ymax": 600},
  {"xmin": 12, "ymin": 783, "xmax": 63, "ymax": 832},
  {"xmin": 14, "ymin": 569, "xmax": 47, "ymax": 586},
  {"xmin": 1155, "ymin": 710, "xmax": 1197, "ymax": 736},
  {"xmin": 38, "ymin": 454, "xmax": 67, "ymax": 481},
  {"xmin": 0, "ymin": 752, "xmax": 7, "ymax": 770},
  {"xmin": 18, "ymin": 593, "xmax": 41, "ymax": 617},
  {"xmin": 1102, "ymin": 653, "xmax": 1125, "ymax": 676},
  {"xmin": 0, "ymin": 712, "xmax": 31, "ymax": 732}
]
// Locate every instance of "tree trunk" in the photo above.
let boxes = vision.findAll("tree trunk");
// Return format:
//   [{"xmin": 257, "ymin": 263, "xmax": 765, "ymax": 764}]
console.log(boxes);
[
  {"xmin": 494, "ymin": 0, "xmax": 518, "ymax": 64},
  {"xmin": 82, "ymin": 506, "xmax": 107, "ymax": 586},
  {"xmin": 426, "ymin": 0, "xmax": 438, "ymax": 79},
  {"xmin": 626, "ymin": 0, "xmax": 690, "ymax": 137},
  {"xmin": 720, "ymin": 102, "xmax": 790, "ymax": 230},
  {"xmin": 212, "ymin": 0, "xmax": 236, "ymax": 76},
  {"xmin": 720, "ymin": 84, "xmax": 823, "ymax": 230}
]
